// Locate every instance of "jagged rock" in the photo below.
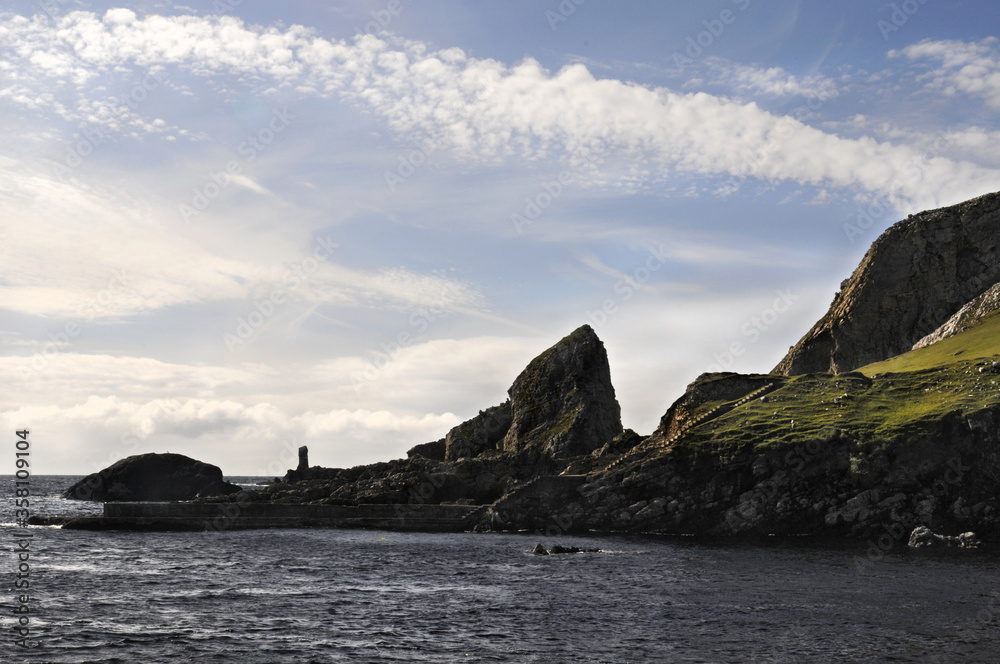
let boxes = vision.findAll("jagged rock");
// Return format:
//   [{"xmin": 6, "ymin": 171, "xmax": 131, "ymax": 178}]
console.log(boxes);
[
  {"xmin": 913, "ymin": 281, "xmax": 1000, "ymax": 349},
  {"xmin": 649, "ymin": 372, "xmax": 778, "ymax": 444},
  {"xmin": 502, "ymin": 325, "xmax": 623, "ymax": 458},
  {"xmin": 297, "ymin": 446, "xmax": 309, "ymax": 472},
  {"xmin": 592, "ymin": 429, "xmax": 645, "ymax": 458},
  {"xmin": 908, "ymin": 525, "xmax": 980, "ymax": 548},
  {"xmin": 776, "ymin": 191, "xmax": 1000, "ymax": 375},
  {"xmin": 529, "ymin": 543, "xmax": 599, "ymax": 554},
  {"xmin": 444, "ymin": 403, "xmax": 512, "ymax": 461},
  {"xmin": 63, "ymin": 453, "xmax": 240, "ymax": 501},
  {"xmin": 547, "ymin": 544, "xmax": 600, "ymax": 554},
  {"xmin": 407, "ymin": 439, "xmax": 446, "ymax": 461}
]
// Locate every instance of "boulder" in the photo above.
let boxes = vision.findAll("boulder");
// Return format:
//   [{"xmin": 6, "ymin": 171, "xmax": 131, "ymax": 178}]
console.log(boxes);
[
  {"xmin": 62, "ymin": 453, "xmax": 241, "ymax": 502},
  {"xmin": 502, "ymin": 325, "xmax": 623, "ymax": 458},
  {"xmin": 528, "ymin": 543, "xmax": 600, "ymax": 554},
  {"xmin": 907, "ymin": 525, "xmax": 980, "ymax": 549}
]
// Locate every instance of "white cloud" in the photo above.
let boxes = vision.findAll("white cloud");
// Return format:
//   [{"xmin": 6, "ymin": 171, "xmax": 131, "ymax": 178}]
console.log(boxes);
[
  {"xmin": 0, "ymin": 393, "xmax": 461, "ymax": 475},
  {"xmin": 891, "ymin": 37, "xmax": 1000, "ymax": 109},
  {"xmin": 700, "ymin": 57, "xmax": 841, "ymax": 100},
  {"xmin": 1, "ymin": 11, "xmax": 998, "ymax": 211},
  {"xmin": 0, "ymin": 339, "xmax": 534, "ymax": 473},
  {"xmin": 0, "ymin": 157, "xmax": 482, "ymax": 319}
]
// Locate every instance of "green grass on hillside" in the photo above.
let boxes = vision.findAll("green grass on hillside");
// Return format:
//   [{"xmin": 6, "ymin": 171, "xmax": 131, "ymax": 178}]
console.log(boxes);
[
  {"xmin": 860, "ymin": 310, "xmax": 1000, "ymax": 375},
  {"xmin": 661, "ymin": 315, "xmax": 1000, "ymax": 457}
]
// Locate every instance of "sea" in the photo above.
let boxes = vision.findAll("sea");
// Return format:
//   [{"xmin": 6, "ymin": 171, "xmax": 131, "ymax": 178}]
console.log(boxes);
[{"xmin": 4, "ymin": 476, "xmax": 1000, "ymax": 663}]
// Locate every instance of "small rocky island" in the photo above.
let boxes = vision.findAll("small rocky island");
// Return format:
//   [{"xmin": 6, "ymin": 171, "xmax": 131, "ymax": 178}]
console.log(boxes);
[
  {"xmin": 60, "ymin": 191, "xmax": 1000, "ymax": 543},
  {"xmin": 63, "ymin": 453, "xmax": 240, "ymax": 501}
]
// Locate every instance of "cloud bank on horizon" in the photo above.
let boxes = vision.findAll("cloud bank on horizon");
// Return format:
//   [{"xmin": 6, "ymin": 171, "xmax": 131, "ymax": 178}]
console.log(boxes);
[{"xmin": 2, "ymin": 2, "xmax": 1000, "ymax": 474}]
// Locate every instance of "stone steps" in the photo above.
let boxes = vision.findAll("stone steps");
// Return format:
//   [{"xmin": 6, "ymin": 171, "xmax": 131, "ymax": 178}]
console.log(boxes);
[{"xmin": 601, "ymin": 381, "xmax": 780, "ymax": 472}]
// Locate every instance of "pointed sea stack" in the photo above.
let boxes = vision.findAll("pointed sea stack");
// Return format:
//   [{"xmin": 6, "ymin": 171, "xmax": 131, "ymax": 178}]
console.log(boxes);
[{"xmin": 501, "ymin": 324, "xmax": 623, "ymax": 458}]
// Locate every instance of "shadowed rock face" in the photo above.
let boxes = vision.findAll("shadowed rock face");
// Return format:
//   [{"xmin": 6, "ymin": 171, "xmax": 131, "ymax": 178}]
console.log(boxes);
[
  {"xmin": 444, "ymin": 402, "xmax": 512, "ymax": 461},
  {"xmin": 775, "ymin": 191, "xmax": 1000, "ymax": 375},
  {"xmin": 501, "ymin": 325, "xmax": 623, "ymax": 458},
  {"xmin": 63, "ymin": 453, "xmax": 241, "ymax": 501},
  {"xmin": 406, "ymin": 439, "xmax": 446, "ymax": 461},
  {"xmin": 912, "ymin": 281, "xmax": 1000, "ymax": 350}
]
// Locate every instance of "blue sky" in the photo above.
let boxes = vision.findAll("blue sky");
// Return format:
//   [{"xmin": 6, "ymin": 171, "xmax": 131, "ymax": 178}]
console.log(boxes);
[{"xmin": 3, "ymin": 0, "xmax": 1000, "ymax": 475}]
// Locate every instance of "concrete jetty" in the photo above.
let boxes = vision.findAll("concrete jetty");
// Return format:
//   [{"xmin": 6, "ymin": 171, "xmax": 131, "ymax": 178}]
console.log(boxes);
[{"xmin": 60, "ymin": 501, "xmax": 482, "ymax": 532}]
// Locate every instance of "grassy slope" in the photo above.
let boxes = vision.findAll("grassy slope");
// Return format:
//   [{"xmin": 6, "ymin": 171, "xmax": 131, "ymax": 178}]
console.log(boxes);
[
  {"xmin": 664, "ymin": 314, "xmax": 1000, "ymax": 456},
  {"xmin": 861, "ymin": 310, "xmax": 1000, "ymax": 374}
]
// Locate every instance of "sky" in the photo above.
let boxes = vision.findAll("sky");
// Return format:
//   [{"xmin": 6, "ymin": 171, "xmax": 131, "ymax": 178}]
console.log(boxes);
[{"xmin": 3, "ymin": 0, "xmax": 1000, "ymax": 476}]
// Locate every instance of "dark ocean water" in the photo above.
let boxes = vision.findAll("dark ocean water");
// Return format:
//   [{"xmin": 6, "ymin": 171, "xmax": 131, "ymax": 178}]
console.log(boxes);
[{"xmin": 4, "ymin": 476, "xmax": 1000, "ymax": 663}]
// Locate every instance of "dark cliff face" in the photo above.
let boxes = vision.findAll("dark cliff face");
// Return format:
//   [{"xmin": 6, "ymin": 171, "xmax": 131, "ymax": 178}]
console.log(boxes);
[
  {"xmin": 775, "ymin": 191, "xmax": 1000, "ymax": 375},
  {"xmin": 444, "ymin": 402, "xmax": 512, "ymax": 461},
  {"xmin": 501, "ymin": 325, "xmax": 623, "ymax": 458}
]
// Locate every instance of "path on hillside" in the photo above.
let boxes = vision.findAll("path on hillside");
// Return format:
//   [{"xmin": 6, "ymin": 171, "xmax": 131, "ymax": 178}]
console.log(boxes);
[{"xmin": 602, "ymin": 381, "xmax": 781, "ymax": 472}]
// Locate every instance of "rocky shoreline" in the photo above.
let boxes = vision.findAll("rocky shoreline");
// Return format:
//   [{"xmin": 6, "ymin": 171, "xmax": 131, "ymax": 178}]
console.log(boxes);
[{"xmin": 53, "ymin": 192, "xmax": 1000, "ymax": 546}]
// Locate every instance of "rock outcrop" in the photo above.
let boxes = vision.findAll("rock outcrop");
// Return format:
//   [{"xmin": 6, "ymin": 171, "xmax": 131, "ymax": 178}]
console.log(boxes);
[
  {"xmin": 528, "ymin": 543, "xmax": 600, "ymax": 555},
  {"xmin": 406, "ymin": 439, "xmax": 446, "ymax": 461},
  {"xmin": 444, "ymin": 402, "xmax": 512, "ymax": 460},
  {"xmin": 775, "ymin": 191, "xmax": 1000, "ymax": 375},
  {"xmin": 63, "ymin": 453, "xmax": 241, "ymax": 501},
  {"xmin": 912, "ymin": 281, "xmax": 1000, "ymax": 350},
  {"xmin": 224, "ymin": 326, "xmax": 626, "ymax": 511},
  {"xmin": 483, "ymin": 400, "xmax": 1000, "ymax": 541},
  {"xmin": 501, "ymin": 325, "xmax": 623, "ymax": 458},
  {"xmin": 650, "ymin": 372, "xmax": 777, "ymax": 443},
  {"xmin": 908, "ymin": 525, "xmax": 980, "ymax": 548}
]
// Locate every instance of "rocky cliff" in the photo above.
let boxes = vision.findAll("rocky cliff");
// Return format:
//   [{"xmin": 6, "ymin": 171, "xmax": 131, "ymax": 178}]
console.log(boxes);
[
  {"xmin": 501, "ymin": 325, "xmax": 623, "ymax": 458},
  {"xmin": 775, "ymin": 191, "xmax": 1000, "ymax": 375},
  {"xmin": 209, "ymin": 325, "xmax": 623, "ymax": 510},
  {"xmin": 485, "ymin": 353, "xmax": 1000, "ymax": 541},
  {"xmin": 143, "ymin": 191, "xmax": 1000, "ymax": 543}
]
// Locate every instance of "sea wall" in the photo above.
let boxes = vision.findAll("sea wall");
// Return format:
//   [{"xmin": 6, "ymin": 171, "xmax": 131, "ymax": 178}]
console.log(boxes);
[{"xmin": 62, "ymin": 501, "xmax": 481, "ymax": 532}]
